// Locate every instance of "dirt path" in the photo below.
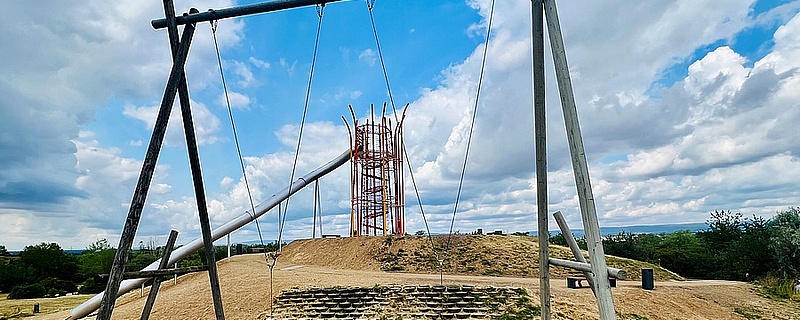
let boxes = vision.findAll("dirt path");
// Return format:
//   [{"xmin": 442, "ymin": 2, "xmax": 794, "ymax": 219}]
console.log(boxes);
[{"xmin": 35, "ymin": 254, "xmax": 799, "ymax": 320}]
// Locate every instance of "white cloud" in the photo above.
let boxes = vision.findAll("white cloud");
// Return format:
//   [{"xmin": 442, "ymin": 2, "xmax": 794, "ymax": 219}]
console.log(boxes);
[
  {"xmin": 249, "ymin": 56, "xmax": 271, "ymax": 69},
  {"xmin": 232, "ymin": 60, "xmax": 257, "ymax": 88},
  {"xmin": 123, "ymin": 99, "xmax": 223, "ymax": 146},
  {"xmin": 219, "ymin": 91, "xmax": 251, "ymax": 110},
  {"xmin": 331, "ymin": 89, "xmax": 363, "ymax": 102},
  {"xmin": 358, "ymin": 48, "xmax": 377, "ymax": 67},
  {"xmin": 397, "ymin": 0, "xmax": 800, "ymax": 235},
  {"xmin": 4, "ymin": 1, "xmax": 800, "ymax": 251}
]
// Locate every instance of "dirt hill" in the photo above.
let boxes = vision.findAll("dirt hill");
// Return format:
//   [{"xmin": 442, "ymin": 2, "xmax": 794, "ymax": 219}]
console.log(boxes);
[
  {"xmin": 280, "ymin": 234, "xmax": 681, "ymax": 281},
  {"xmin": 29, "ymin": 234, "xmax": 800, "ymax": 320}
]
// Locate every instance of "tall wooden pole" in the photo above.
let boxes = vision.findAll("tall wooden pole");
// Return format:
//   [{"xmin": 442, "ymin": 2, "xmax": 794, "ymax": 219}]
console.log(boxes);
[
  {"xmin": 531, "ymin": 0, "xmax": 551, "ymax": 319},
  {"xmin": 95, "ymin": 18, "xmax": 196, "ymax": 320},
  {"xmin": 162, "ymin": 2, "xmax": 225, "ymax": 319},
  {"xmin": 543, "ymin": 0, "xmax": 616, "ymax": 318}
]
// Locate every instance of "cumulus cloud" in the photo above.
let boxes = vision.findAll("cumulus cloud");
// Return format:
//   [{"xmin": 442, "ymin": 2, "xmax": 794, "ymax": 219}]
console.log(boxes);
[
  {"xmin": 219, "ymin": 91, "xmax": 252, "ymax": 110},
  {"xmin": 249, "ymin": 56, "xmax": 271, "ymax": 69},
  {"xmin": 123, "ymin": 99, "xmax": 223, "ymax": 146},
  {"xmin": 0, "ymin": 0, "xmax": 241, "ymax": 249},
  {"xmin": 398, "ymin": 0, "xmax": 800, "ymax": 235},
  {"xmin": 358, "ymin": 48, "xmax": 377, "ymax": 67},
  {"xmin": 3, "ymin": 0, "xmax": 800, "ymax": 250}
]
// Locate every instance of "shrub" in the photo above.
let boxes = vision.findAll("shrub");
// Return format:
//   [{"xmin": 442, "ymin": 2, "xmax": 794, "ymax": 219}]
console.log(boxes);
[
  {"xmin": 8, "ymin": 283, "xmax": 46, "ymax": 299},
  {"xmin": 768, "ymin": 207, "xmax": 800, "ymax": 277},
  {"xmin": 79, "ymin": 277, "xmax": 106, "ymax": 294}
]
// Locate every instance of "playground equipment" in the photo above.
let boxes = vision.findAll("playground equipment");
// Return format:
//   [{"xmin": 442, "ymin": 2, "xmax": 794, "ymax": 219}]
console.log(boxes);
[
  {"xmin": 72, "ymin": 0, "xmax": 622, "ymax": 319},
  {"xmin": 345, "ymin": 105, "xmax": 406, "ymax": 237},
  {"xmin": 69, "ymin": 149, "xmax": 351, "ymax": 320}
]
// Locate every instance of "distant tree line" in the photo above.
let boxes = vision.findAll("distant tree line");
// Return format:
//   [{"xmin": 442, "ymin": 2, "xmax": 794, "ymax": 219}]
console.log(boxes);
[
  {"xmin": 550, "ymin": 208, "xmax": 800, "ymax": 284},
  {"xmin": 0, "ymin": 239, "xmax": 281, "ymax": 299}
]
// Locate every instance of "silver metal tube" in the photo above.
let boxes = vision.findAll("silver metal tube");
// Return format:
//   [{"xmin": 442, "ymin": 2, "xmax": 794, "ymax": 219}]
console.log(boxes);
[{"xmin": 69, "ymin": 149, "xmax": 352, "ymax": 319}]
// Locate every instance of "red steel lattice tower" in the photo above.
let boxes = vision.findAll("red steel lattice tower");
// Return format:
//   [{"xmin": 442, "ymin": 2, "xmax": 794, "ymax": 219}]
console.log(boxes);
[{"xmin": 345, "ymin": 104, "xmax": 405, "ymax": 237}]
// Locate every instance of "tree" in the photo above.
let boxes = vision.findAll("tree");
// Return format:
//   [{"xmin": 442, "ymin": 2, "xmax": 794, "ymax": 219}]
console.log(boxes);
[
  {"xmin": 768, "ymin": 207, "xmax": 800, "ymax": 277},
  {"xmin": 655, "ymin": 231, "xmax": 710, "ymax": 278},
  {"xmin": 18, "ymin": 242, "xmax": 78, "ymax": 282},
  {"xmin": 726, "ymin": 215, "xmax": 772, "ymax": 280},
  {"xmin": 0, "ymin": 259, "xmax": 34, "ymax": 293},
  {"xmin": 0, "ymin": 245, "xmax": 9, "ymax": 256},
  {"xmin": 695, "ymin": 210, "xmax": 778, "ymax": 280},
  {"xmin": 79, "ymin": 239, "xmax": 116, "ymax": 279},
  {"xmin": 700, "ymin": 210, "xmax": 744, "ymax": 250}
]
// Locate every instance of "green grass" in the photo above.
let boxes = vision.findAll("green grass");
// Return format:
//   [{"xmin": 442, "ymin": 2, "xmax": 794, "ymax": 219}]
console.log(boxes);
[
  {"xmin": 617, "ymin": 313, "xmax": 650, "ymax": 320},
  {"xmin": 0, "ymin": 293, "xmax": 92, "ymax": 318},
  {"xmin": 733, "ymin": 307, "xmax": 762, "ymax": 319},
  {"xmin": 756, "ymin": 275, "xmax": 800, "ymax": 301}
]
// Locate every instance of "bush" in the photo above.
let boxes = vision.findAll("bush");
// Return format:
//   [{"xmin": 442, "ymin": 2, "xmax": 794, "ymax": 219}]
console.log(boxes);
[
  {"xmin": 38, "ymin": 277, "xmax": 77, "ymax": 296},
  {"xmin": 8, "ymin": 283, "xmax": 46, "ymax": 299},
  {"xmin": 768, "ymin": 207, "xmax": 800, "ymax": 277},
  {"xmin": 757, "ymin": 273, "xmax": 800, "ymax": 300},
  {"xmin": 79, "ymin": 277, "xmax": 106, "ymax": 294}
]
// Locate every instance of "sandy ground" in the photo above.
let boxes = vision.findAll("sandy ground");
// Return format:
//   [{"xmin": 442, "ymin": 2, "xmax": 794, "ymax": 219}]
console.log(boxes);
[{"xmin": 33, "ymin": 253, "xmax": 799, "ymax": 320}]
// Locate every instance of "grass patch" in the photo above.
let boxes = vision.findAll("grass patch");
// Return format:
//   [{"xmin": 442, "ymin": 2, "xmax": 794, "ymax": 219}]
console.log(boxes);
[
  {"xmin": 734, "ymin": 307, "xmax": 762, "ymax": 319},
  {"xmin": 496, "ymin": 292, "xmax": 540, "ymax": 320},
  {"xmin": 756, "ymin": 275, "xmax": 800, "ymax": 301},
  {"xmin": 0, "ymin": 293, "xmax": 93, "ymax": 318},
  {"xmin": 617, "ymin": 313, "xmax": 650, "ymax": 320}
]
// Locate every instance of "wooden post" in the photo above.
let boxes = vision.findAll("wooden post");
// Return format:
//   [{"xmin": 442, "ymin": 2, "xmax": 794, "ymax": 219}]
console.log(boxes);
[
  {"xmin": 531, "ymin": 0, "xmax": 550, "ymax": 319},
  {"xmin": 141, "ymin": 230, "xmax": 179, "ymax": 320},
  {"xmin": 543, "ymin": 0, "xmax": 616, "ymax": 318},
  {"xmin": 162, "ymin": 2, "xmax": 225, "ymax": 319},
  {"xmin": 553, "ymin": 211, "xmax": 596, "ymax": 295},
  {"xmin": 95, "ymin": 17, "xmax": 196, "ymax": 320}
]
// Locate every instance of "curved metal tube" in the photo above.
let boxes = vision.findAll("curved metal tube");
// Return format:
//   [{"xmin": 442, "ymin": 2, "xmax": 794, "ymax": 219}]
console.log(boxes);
[{"xmin": 69, "ymin": 149, "xmax": 352, "ymax": 319}]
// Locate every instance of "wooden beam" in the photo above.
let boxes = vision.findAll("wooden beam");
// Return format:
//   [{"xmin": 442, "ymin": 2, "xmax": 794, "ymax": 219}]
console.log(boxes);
[
  {"xmin": 553, "ymin": 211, "xmax": 596, "ymax": 295},
  {"xmin": 542, "ymin": 0, "xmax": 616, "ymax": 318},
  {"xmin": 531, "ymin": 0, "xmax": 550, "ymax": 319},
  {"xmin": 549, "ymin": 258, "xmax": 628, "ymax": 280},
  {"xmin": 162, "ymin": 3, "xmax": 226, "ymax": 319},
  {"xmin": 141, "ymin": 230, "xmax": 179, "ymax": 320},
  {"xmin": 95, "ymin": 15, "xmax": 197, "ymax": 320}
]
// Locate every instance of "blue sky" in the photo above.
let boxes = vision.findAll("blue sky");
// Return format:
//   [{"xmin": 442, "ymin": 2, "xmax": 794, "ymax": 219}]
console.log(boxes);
[{"xmin": 2, "ymin": 0, "xmax": 800, "ymax": 250}]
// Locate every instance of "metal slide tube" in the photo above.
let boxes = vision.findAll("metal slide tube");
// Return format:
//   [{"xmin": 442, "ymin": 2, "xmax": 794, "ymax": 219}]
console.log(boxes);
[
  {"xmin": 69, "ymin": 149, "xmax": 352, "ymax": 319},
  {"xmin": 151, "ymin": 0, "xmax": 345, "ymax": 29}
]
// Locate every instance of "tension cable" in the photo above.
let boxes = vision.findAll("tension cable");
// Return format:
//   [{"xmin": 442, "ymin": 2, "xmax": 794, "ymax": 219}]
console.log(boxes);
[
  {"xmin": 277, "ymin": 3, "xmax": 326, "ymax": 251},
  {"xmin": 365, "ymin": 0, "xmax": 445, "ymax": 284},
  {"xmin": 445, "ymin": 0, "xmax": 496, "ymax": 258}
]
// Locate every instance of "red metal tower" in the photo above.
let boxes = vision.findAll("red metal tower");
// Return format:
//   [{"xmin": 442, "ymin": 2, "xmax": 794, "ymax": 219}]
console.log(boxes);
[{"xmin": 345, "ymin": 104, "xmax": 405, "ymax": 237}]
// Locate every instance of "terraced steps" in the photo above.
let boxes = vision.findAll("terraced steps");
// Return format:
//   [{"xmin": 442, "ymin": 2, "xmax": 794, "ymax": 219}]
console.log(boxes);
[{"xmin": 262, "ymin": 285, "xmax": 533, "ymax": 319}]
